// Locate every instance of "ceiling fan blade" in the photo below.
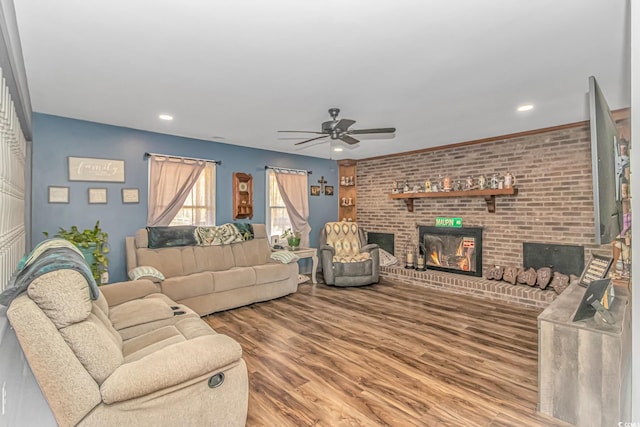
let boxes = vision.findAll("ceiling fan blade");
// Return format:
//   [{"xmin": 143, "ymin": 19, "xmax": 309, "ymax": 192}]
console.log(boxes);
[
  {"xmin": 339, "ymin": 134, "xmax": 360, "ymax": 145},
  {"xmin": 278, "ymin": 130, "xmax": 325, "ymax": 134},
  {"xmin": 294, "ymin": 135, "xmax": 329, "ymax": 146},
  {"xmin": 335, "ymin": 119, "xmax": 355, "ymax": 131},
  {"xmin": 349, "ymin": 127, "xmax": 396, "ymax": 135}
]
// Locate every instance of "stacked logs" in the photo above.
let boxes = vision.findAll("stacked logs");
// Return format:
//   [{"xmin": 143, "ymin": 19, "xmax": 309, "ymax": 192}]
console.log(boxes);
[{"xmin": 486, "ymin": 265, "xmax": 577, "ymax": 295}]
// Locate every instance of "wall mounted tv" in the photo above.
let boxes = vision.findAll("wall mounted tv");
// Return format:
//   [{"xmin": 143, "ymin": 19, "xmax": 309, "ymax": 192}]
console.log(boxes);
[{"xmin": 589, "ymin": 76, "xmax": 623, "ymax": 245}]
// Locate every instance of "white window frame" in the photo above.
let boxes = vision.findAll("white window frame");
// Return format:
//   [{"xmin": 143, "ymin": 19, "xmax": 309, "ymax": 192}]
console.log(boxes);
[
  {"xmin": 265, "ymin": 169, "xmax": 292, "ymax": 244},
  {"xmin": 169, "ymin": 162, "xmax": 216, "ymax": 226}
]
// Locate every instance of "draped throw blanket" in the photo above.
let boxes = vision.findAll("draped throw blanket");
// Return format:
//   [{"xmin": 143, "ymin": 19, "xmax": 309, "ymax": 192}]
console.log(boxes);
[
  {"xmin": 0, "ymin": 238, "xmax": 99, "ymax": 306},
  {"xmin": 144, "ymin": 223, "xmax": 256, "ymax": 248},
  {"xmin": 194, "ymin": 223, "xmax": 254, "ymax": 246}
]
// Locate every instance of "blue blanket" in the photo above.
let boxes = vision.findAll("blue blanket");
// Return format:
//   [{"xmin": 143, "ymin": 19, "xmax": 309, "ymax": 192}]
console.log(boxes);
[{"xmin": 0, "ymin": 239, "xmax": 99, "ymax": 307}]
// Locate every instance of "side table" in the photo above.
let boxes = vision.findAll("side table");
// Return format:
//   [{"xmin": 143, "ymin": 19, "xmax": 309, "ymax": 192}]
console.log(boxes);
[{"xmin": 275, "ymin": 247, "xmax": 317, "ymax": 284}]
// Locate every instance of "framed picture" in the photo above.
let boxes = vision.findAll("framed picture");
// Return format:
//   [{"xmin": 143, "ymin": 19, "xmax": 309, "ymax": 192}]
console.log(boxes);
[
  {"xmin": 68, "ymin": 157, "xmax": 125, "ymax": 182},
  {"xmin": 310, "ymin": 185, "xmax": 320, "ymax": 196},
  {"xmin": 48, "ymin": 186, "xmax": 69, "ymax": 203},
  {"xmin": 325, "ymin": 185, "xmax": 334, "ymax": 196},
  {"xmin": 122, "ymin": 188, "xmax": 140, "ymax": 204},
  {"xmin": 88, "ymin": 188, "xmax": 108, "ymax": 204}
]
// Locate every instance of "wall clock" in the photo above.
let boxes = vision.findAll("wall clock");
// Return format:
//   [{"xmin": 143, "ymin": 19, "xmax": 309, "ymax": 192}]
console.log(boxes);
[{"xmin": 232, "ymin": 172, "xmax": 253, "ymax": 219}]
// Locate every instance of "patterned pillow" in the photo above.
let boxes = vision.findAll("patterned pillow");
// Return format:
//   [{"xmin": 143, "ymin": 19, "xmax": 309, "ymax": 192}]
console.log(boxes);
[
  {"xmin": 128, "ymin": 266, "xmax": 165, "ymax": 283},
  {"xmin": 270, "ymin": 251, "xmax": 300, "ymax": 264}
]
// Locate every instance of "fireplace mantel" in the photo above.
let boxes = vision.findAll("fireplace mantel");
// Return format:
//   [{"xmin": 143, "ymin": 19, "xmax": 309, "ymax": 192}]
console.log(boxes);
[{"xmin": 388, "ymin": 187, "xmax": 518, "ymax": 213}]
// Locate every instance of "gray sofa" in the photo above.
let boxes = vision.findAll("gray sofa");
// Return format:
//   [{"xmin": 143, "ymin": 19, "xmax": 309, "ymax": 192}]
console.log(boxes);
[
  {"xmin": 6, "ymin": 270, "xmax": 248, "ymax": 426},
  {"xmin": 125, "ymin": 224, "xmax": 298, "ymax": 316}
]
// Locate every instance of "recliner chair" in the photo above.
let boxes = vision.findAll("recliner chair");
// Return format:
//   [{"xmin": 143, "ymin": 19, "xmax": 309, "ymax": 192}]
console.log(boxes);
[{"xmin": 320, "ymin": 222, "xmax": 379, "ymax": 287}]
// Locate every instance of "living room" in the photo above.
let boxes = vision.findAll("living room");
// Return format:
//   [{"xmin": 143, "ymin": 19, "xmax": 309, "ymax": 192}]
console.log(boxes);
[{"xmin": 0, "ymin": 1, "xmax": 638, "ymax": 426}]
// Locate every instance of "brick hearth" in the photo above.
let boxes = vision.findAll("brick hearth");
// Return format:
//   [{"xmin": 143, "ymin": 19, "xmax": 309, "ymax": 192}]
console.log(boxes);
[{"xmin": 380, "ymin": 265, "xmax": 557, "ymax": 310}]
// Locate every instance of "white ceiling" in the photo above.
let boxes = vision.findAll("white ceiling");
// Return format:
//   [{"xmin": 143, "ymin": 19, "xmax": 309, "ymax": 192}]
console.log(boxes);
[{"xmin": 13, "ymin": 0, "xmax": 630, "ymax": 160}]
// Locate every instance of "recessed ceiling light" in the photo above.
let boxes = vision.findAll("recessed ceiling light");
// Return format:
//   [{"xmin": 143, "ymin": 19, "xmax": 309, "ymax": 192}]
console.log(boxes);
[
  {"xmin": 517, "ymin": 104, "xmax": 534, "ymax": 112},
  {"xmin": 158, "ymin": 114, "xmax": 174, "ymax": 121},
  {"xmin": 333, "ymin": 147, "xmax": 343, "ymax": 152}
]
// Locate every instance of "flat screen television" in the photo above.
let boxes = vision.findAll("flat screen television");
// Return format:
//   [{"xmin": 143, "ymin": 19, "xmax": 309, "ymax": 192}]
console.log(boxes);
[{"xmin": 589, "ymin": 76, "xmax": 623, "ymax": 245}]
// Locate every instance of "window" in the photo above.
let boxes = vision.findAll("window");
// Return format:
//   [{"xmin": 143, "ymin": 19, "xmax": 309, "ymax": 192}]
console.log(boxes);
[
  {"xmin": 266, "ymin": 170, "xmax": 292, "ymax": 240},
  {"xmin": 170, "ymin": 162, "xmax": 216, "ymax": 226}
]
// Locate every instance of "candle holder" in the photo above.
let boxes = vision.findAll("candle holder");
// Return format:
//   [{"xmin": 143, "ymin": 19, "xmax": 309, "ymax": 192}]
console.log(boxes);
[
  {"xmin": 404, "ymin": 243, "xmax": 415, "ymax": 269},
  {"xmin": 416, "ymin": 243, "xmax": 427, "ymax": 271}
]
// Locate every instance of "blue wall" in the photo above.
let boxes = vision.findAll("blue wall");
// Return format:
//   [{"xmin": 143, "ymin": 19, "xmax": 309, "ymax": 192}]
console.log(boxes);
[{"xmin": 31, "ymin": 113, "xmax": 339, "ymax": 283}]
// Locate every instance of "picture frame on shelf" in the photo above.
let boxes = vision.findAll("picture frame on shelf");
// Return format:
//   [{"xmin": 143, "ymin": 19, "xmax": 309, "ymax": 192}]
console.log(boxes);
[
  {"xmin": 325, "ymin": 185, "xmax": 334, "ymax": 196},
  {"xmin": 122, "ymin": 188, "xmax": 139, "ymax": 204},
  {"xmin": 48, "ymin": 186, "xmax": 69, "ymax": 204},
  {"xmin": 310, "ymin": 185, "xmax": 320, "ymax": 196},
  {"xmin": 88, "ymin": 188, "xmax": 108, "ymax": 204}
]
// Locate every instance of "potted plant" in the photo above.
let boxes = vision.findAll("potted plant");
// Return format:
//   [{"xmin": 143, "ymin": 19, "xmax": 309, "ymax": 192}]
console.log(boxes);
[
  {"xmin": 43, "ymin": 220, "xmax": 109, "ymax": 284},
  {"xmin": 281, "ymin": 228, "xmax": 301, "ymax": 251}
]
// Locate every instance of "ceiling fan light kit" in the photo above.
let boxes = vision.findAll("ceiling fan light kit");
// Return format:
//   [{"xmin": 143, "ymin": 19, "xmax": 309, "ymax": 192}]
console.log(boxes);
[{"xmin": 280, "ymin": 108, "xmax": 396, "ymax": 147}]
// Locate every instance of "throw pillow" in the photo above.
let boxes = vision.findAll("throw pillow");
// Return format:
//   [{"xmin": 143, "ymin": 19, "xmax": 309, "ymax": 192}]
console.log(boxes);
[
  {"xmin": 128, "ymin": 266, "xmax": 165, "ymax": 283},
  {"xmin": 147, "ymin": 226, "xmax": 197, "ymax": 248},
  {"xmin": 270, "ymin": 251, "xmax": 300, "ymax": 264}
]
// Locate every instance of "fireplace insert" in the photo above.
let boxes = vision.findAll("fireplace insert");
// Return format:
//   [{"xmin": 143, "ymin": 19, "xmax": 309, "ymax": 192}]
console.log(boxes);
[{"xmin": 418, "ymin": 226, "xmax": 483, "ymax": 277}]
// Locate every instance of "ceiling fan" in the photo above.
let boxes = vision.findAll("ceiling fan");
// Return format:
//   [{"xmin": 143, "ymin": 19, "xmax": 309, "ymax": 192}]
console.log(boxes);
[{"xmin": 278, "ymin": 108, "xmax": 396, "ymax": 146}]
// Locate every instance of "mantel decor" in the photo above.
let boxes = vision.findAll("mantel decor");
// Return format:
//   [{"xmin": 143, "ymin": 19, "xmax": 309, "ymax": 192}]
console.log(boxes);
[
  {"xmin": 68, "ymin": 156, "xmax": 125, "ymax": 182},
  {"xmin": 389, "ymin": 187, "xmax": 518, "ymax": 213}
]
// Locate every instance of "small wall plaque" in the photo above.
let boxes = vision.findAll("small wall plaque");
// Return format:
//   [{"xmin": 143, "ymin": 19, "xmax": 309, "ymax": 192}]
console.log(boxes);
[
  {"xmin": 122, "ymin": 188, "xmax": 139, "ymax": 204},
  {"xmin": 48, "ymin": 186, "xmax": 69, "ymax": 203},
  {"xmin": 88, "ymin": 188, "xmax": 108, "ymax": 204}
]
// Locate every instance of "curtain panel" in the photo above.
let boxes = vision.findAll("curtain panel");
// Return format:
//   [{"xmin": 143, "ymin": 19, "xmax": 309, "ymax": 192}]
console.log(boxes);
[
  {"xmin": 147, "ymin": 155, "xmax": 206, "ymax": 226},
  {"xmin": 274, "ymin": 171, "xmax": 311, "ymax": 248}
]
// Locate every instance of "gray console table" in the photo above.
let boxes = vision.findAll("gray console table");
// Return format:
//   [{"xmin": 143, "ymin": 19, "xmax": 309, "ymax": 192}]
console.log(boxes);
[{"xmin": 538, "ymin": 283, "xmax": 631, "ymax": 426}]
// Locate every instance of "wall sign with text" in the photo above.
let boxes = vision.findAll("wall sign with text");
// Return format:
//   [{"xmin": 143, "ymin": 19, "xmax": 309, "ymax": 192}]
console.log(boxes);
[{"xmin": 68, "ymin": 156, "xmax": 125, "ymax": 182}]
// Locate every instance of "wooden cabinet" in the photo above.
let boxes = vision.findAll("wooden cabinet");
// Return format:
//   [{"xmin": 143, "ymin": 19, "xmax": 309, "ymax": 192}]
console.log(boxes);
[
  {"xmin": 232, "ymin": 172, "xmax": 253, "ymax": 219},
  {"xmin": 537, "ymin": 283, "xmax": 631, "ymax": 425},
  {"xmin": 338, "ymin": 159, "xmax": 357, "ymax": 222}
]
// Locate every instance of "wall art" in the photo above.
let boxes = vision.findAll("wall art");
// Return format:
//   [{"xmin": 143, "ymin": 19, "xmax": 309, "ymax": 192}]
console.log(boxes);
[{"xmin": 68, "ymin": 156, "xmax": 125, "ymax": 182}]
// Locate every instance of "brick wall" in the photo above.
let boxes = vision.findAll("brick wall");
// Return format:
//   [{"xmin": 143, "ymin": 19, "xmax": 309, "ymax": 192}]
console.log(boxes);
[{"xmin": 356, "ymin": 120, "xmax": 627, "ymax": 275}]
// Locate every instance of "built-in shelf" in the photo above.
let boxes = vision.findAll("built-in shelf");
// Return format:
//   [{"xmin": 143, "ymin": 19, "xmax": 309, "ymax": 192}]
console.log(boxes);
[
  {"xmin": 338, "ymin": 159, "xmax": 357, "ymax": 221},
  {"xmin": 388, "ymin": 187, "xmax": 518, "ymax": 213}
]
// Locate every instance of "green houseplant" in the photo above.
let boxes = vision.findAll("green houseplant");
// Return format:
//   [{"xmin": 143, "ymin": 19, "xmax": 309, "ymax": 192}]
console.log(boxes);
[
  {"xmin": 281, "ymin": 228, "xmax": 301, "ymax": 250},
  {"xmin": 43, "ymin": 220, "xmax": 109, "ymax": 284}
]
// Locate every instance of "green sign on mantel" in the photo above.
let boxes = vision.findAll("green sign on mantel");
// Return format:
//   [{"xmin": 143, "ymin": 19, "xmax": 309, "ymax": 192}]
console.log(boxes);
[{"xmin": 435, "ymin": 217, "xmax": 462, "ymax": 227}]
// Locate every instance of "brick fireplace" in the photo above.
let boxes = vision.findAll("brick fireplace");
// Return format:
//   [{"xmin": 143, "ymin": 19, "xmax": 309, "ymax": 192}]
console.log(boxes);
[{"xmin": 355, "ymin": 115, "xmax": 629, "ymax": 308}]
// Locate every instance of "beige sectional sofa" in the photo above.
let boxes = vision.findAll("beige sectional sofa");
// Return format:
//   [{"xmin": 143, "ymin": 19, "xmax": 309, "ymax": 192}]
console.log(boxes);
[
  {"xmin": 7, "ymin": 270, "xmax": 248, "ymax": 426},
  {"xmin": 126, "ymin": 224, "xmax": 298, "ymax": 316}
]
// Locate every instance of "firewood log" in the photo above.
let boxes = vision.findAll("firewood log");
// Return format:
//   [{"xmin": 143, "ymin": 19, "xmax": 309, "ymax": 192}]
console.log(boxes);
[
  {"xmin": 486, "ymin": 265, "xmax": 504, "ymax": 280},
  {"xmin": 503, "ymin": 266, "xmax": 518, "ymax": 285},
  {"xmin": 536, "ymin": 267, "xmax": 552, "ymax": 289}
]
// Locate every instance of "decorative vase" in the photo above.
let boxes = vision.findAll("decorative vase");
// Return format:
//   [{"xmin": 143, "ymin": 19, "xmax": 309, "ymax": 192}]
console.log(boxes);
[{"xmin": 287, "ymin": 232, "xmax": 301, "ymax": 250}]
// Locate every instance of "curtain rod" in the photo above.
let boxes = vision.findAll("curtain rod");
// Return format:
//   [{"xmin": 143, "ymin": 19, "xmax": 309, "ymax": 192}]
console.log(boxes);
[
  {"xmin": 264, "ymin": 165, "xmax": 312, "ymax": 175},
  {"xmin": 145, "ymin": 152, "xmax": 222, "ymax": 165}
]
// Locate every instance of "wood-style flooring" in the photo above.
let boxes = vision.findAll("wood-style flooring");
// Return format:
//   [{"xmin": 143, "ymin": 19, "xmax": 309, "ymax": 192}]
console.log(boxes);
[{"xmin": 205, "ymin": 280, "xmax": 572, "ymax": 427}]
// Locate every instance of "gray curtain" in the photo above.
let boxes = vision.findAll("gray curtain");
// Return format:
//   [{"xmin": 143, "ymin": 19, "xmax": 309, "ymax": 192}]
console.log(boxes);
[
  {"xmin": 147, "ymin": 155, "xmax": 206, "ymax": 226},
  {"xmin": 274, "ymin": 170, "xmax": 311, "ymax": 248}
]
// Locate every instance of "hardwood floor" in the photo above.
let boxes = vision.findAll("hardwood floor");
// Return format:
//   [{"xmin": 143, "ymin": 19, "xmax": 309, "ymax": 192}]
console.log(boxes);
[{"xmin": 205, "ymin": 280, "xmax": 572, "ymax": 426}]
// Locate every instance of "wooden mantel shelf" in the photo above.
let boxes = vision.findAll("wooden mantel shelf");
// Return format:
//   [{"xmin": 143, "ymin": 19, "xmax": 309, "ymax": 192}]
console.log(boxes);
[{"xmin": 388, "ymin": 187, "xmax": 518, "ymax": 213}]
